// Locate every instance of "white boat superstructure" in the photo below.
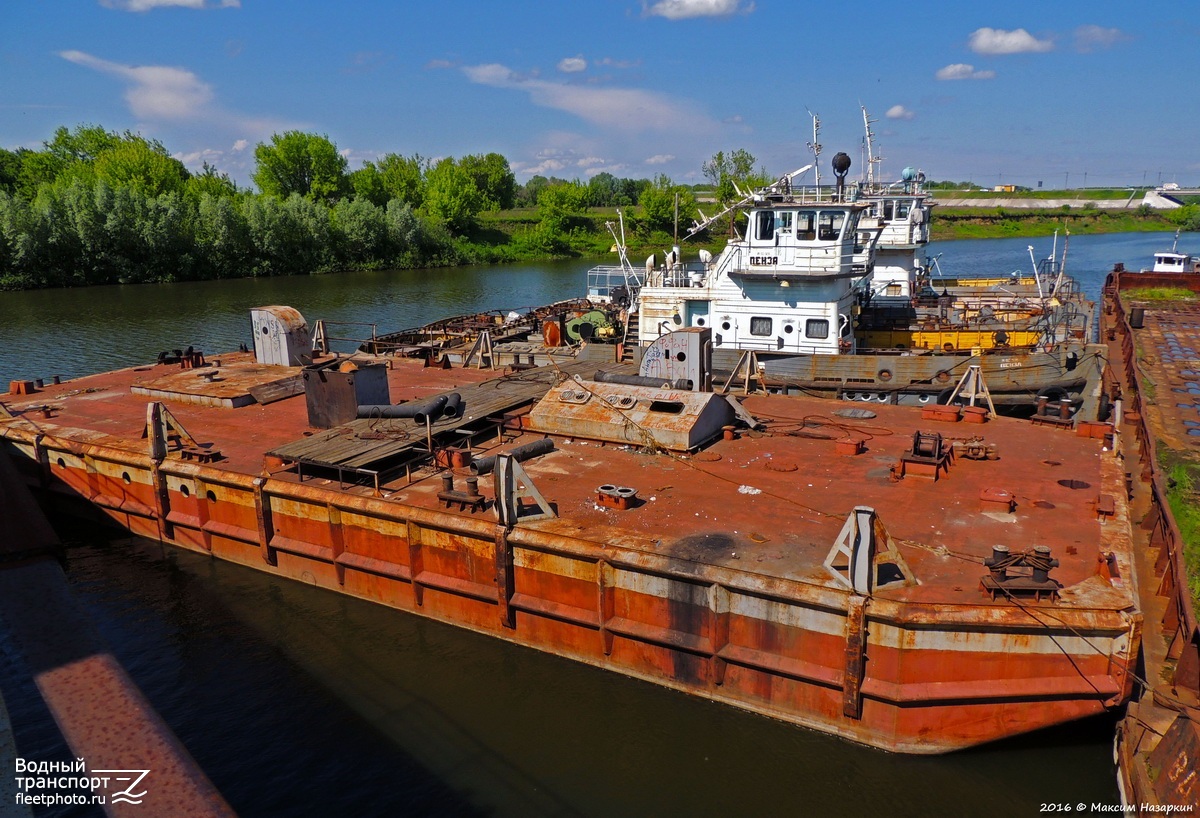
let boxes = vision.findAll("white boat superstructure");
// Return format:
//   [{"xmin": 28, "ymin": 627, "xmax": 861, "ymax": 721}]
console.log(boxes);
[
  {"xmin": 854, "ymin": 170, "xmax": 934, "ymax": 300},
  {"xmin": 1149, "ymin": 251, "xmax": 1198, "ymax": 274},
  {"xmin": 632, "ymin": 182, "xmax": 870, "ymax": 356}
]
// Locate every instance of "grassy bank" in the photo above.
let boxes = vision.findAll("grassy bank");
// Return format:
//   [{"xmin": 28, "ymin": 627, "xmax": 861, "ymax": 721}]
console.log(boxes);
[{"xmin": 931, "ymin": 206, "xmax": 1180, "ymax": 241}]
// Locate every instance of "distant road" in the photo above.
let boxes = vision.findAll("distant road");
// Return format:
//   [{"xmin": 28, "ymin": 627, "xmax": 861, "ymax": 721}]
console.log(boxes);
[{"xmin": 934, "ymin": 190, "xmax": 1197, "ymax": 210}]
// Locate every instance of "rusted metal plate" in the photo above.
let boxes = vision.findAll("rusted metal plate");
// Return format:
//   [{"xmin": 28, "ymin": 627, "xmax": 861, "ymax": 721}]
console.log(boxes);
[
  {"xmin": 526, "ymin": 379, "xmax": 734, "ymax": 450},
  {"xmin": 1148, "ymin": 714, "xmax": 1200, "ymax": 809},
  {"xmin": 132, "ymin": 360, "xmax": 299, "ymax": 408}
]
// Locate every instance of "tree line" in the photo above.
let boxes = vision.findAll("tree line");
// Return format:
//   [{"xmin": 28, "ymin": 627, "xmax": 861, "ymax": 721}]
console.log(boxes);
[{"xmin": 0, "ymin": 126, "xmax": 767, "ymax": 290}]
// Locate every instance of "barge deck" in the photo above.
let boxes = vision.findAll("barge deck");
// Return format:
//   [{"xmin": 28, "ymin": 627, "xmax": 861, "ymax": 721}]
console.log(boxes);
[{"xmin": 0, "ymin": 345, "xmax": 1139, "ymax": 754}]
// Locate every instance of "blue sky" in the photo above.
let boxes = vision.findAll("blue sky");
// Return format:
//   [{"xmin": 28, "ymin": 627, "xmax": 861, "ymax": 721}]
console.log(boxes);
[{"xmin": 2, "ymin": 0, "xmax": 1197, "ymax": 190}]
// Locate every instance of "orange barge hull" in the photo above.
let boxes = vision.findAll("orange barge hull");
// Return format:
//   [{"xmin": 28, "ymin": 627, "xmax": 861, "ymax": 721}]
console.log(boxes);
[{"xmin": 0, "ymin": 354, "xmax": 1139, "ymax": 754}]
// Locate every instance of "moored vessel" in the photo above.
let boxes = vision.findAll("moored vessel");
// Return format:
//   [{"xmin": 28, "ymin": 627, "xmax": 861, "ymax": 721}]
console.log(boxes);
[
  {"xmin": 0, "ymin": 302, "xmax": 1139, "ymax": 754},
  {"xmin": 1101, "ymin": 252, "xmax": 1200, "ymax": 813}
]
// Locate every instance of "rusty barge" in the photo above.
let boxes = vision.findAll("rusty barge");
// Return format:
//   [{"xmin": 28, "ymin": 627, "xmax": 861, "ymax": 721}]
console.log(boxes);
[
  {"xmin": 1100, "ymin": 262, "xmax": 1200, "ymax": 811},
  {"xmin": 0, "ymin": 305, "xmax": 1141, "ymax": 755}
]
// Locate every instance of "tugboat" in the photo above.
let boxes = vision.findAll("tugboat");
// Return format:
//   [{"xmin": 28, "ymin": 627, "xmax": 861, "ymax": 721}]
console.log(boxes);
[
  {"xmin": 368, "ymin": 116, "xmax": 1102, "ymax": 415},
  {"xmin": 588, "ymin": 144, "xmax": 1099, "ymax": 411}
]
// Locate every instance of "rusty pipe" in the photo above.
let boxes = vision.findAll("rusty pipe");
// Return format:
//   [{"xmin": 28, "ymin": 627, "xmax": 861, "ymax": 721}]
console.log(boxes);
[
  {"xmin": 469, "ymin": 439, "xmax": 554, "ymax": 475},
  {"xmin": 356, "ymin": 394, "xmax": 449, "ymax": 424},
  {"xmin": 593, "ymin": 371, "xmax": 692, "ymax": 391}
]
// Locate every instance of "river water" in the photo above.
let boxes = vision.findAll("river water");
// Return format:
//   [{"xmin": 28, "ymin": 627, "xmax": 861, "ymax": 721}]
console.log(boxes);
[{"xmin": 0, "ymin": 231, "xmax": 1194, "ymax": 817}]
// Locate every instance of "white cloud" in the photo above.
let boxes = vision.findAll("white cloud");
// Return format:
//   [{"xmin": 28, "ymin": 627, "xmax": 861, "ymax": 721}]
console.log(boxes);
[
  {"xmin": 1074, "ymin": 24, "xmax": 1125, "ymax": 52},
  {"xmin": 935, "ymin": 63, "xmax": 996, "ymax": 81},
  {"xmin": 968, "ymin": 27, "xmax": 1053, "ymax": 55},
  {"xmin": 175, "ymin": 147, "xmax": 224, "ymax": 166},
  {"xmin": 645, "ymin": 154, "xmax": 674, "ymax": 165},
  {"xmin": 597, "ymin": 57, "xmax": 639, "ymax": 69},
  {"xmin": 557, "ymin": 56, "xmax": 587, "ymax": 73},
  {"xmin": 643, "ymin": 0, "xmax": 753, "ymax": 20},
  {"xmin": 517, "ymin": 157, "xmax": 570, "ymax": 177},
  {"xmin": 886, "ymin": 105, "xmax": 914, "ymax": 121},
  {"xmin": 577, "ymin": 156, "xmax": 605, "ymax": 166},
  {"xmin": 462, "ymin": 62, "xmax": 714, "ymax": 133},
  {"xmin": 100, "ymin": 0, "xmax": 239, "ymax": 10},
  {"xmin": 344, "ymin": 51, "xmax": 389, "ymax": 74},
  {"xmin": 58, "ymin": 50, "xmax": 296, "ymax": 157},
  {"xmin": 59, "ymin": 50, "xmax": 213, "ymax": 118}
]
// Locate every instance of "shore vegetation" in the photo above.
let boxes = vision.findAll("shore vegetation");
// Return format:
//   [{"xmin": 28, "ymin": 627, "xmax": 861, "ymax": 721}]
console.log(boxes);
[{"xmin": 0, "ymin": 125, "xmax": 1195, "ymax": 290}]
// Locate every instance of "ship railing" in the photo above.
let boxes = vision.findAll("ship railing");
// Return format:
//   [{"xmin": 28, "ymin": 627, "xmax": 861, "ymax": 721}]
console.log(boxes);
[
  {"xmin": 313, "ymin": 319, "xmax": 378, "ymax": 354},
  {"xmin": 586, "ymin": 265, "xmax": 646, "ymax": 301},
  {"xmin": 644, "ymin": 261, "xmax": 712, "ymax": 289}
]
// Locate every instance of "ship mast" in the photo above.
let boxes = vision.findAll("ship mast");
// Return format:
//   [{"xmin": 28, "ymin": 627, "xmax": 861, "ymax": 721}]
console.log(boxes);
[
  {"xmin": 862, "ymin": 106, "xmax": 882, "ymax": 190},
  {"xmin": 806, "ymin": 109, "xmax": 822, "ymax": 189}
]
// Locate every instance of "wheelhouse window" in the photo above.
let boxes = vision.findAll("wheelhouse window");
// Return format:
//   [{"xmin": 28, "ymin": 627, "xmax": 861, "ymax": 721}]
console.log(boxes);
[
  {"xmin": 896, "ymin": 201, "xmax": 911, "ymax": 219},
  {"xmin": 750, "ymin": 316, "xmax": 773, "ymax": 336},
  {"xmin": 817, "ymin": 211, "xmax": 846, "ymax": 241},
  {"xmin": 755, "ymin": 212, "xmax": 775, "ymax": 241},
  {"xmin": 776, "ymin": 211, "xmax": 793, "ymax": 234},
  {"xmin": 882, "ymin": 200, "xmax": 895, "ymax": 221},
  {"xmin": 796, "ymin": 211, "xmax": 816, "ymax": 240},
  {"xmin": 805, "ymin": 319, "xmax": 830, "ymax": 339}
]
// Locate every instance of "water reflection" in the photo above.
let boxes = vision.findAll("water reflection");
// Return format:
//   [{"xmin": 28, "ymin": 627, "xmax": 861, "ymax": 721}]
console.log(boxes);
[{"xmin": 41, "ymin": 537, "xmax": 1119, "ymax": 818}]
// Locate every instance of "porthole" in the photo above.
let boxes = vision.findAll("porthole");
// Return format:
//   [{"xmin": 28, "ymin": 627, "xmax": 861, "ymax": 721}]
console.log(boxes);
[
  {"xmin": 206, "ymin": 490, "xmax": 217, "ymax": 503},
  {"xmin": 122, "ymin": 472, "xmax": 131, "ymax": 484},
  {"xmin": 696, "ymin": 318, "xmax": 705, "ymax": 326},
  {"xmin": 784, "ymin": 324, "xmax": 795, "ymax": 334},
  {"xmin": 721, "ymin": 321, "xmax": 731, "ymax": 331},
  {"xmin": 180, "ymin": 484, "xmax": 191, "ymax": 498},
  {"xmin": 676, "ymin": 352, "xmax": 687, "ymax": 362}
]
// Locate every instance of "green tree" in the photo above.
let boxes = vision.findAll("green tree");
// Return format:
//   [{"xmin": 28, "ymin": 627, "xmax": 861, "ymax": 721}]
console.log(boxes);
[
  {"xmin": 93, "ymin": 139, "xmax": 190, "ymax": 197},
  {"xmin": 0, "ymin": 149, "xmax": 20, "ymax": 195},
  {"xmin": 518, "ymin": 175, "xmax": 550, "ymax": 206},
  {"xmin": 333, "ymin": 197, "xmax": 388, "ymax": 264},
  {"xmin": 185, "ymin": 163, "xmax": 238, "ymax": 201},
  {"xmin": 459, "ymin": 152, "xmax": 516, "ymax": 211},
  {"xmin": 702, "ymin": 148, "xmax": 770, "ymax": 205},
  {"xmin": 376, "ymin": 153, "xmax": 427, "ymax": 208},
  {"xmin": 638, "ymin": 174, "xmax": 697, "ymax": 234},
  {"xmin": 537, "ymin": 181, "xmax": 588, "ymax": 233},
  {"xmin": 194, "ymin": 193, "xmax": 251, "ymax": 278},
  {"xmin": 422, "ymin": 158, "xmax": 484, "ymax": 234},
  {"xmin": 587, "ymin": 172, "xmax": 623, "ymax": 207},
  {"xmin": 16, "ymin": 149, "xmax": 67, "ymax": 199},
  {"xmin": 349, "ymin": 163, "xmax": 387, "ymax": 207},
  {"xmin": 252, "ymin": 131, "xmax": 349, "ymax": 202},
  {"xmin": 45, "ymin": 124, "xmax": 127, "ymax": 165}
]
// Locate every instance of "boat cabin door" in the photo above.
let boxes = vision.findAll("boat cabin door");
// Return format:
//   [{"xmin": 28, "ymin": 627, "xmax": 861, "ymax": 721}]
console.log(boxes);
[
  {"xmin": 748, "ymin": 208, "xmax": 787, "ymax": 268},
  {"xmin": 685, "ymin": 300, "xmax": 711, "ymax": 331}
]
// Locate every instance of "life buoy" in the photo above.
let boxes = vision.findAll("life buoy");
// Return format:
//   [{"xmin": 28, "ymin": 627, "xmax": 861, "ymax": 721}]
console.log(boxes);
[
  {"xmin": 876, "ymin": 368, "xmax": 893, "ymax": 382},
  {"xmin": 934, "ymin": 370, "xmax": 951, "ymax": 384}
]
